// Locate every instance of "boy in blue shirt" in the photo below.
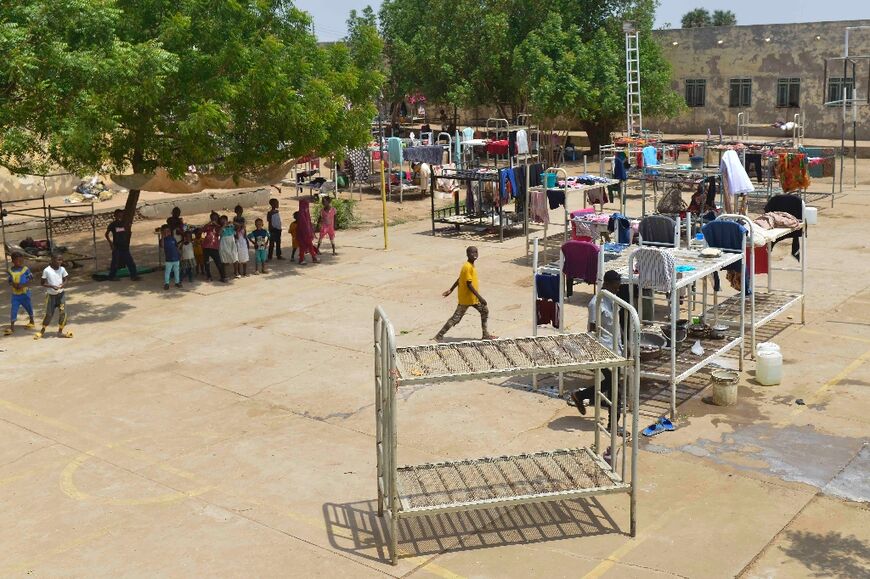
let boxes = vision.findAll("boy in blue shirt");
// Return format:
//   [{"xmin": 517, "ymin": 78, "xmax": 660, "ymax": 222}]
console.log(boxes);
[
  {"xmin": 6, "ymin": 252, "xmax": 35, "ymax": 334},
  {"xmin": 247, "ymin": 218, "xmax": 270, "ymax": 274}
]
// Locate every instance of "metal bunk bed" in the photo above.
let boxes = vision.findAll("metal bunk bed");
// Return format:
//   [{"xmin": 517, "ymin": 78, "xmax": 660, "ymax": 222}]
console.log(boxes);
[
  {"xmin": 706, "ymin": 210, "xmax": 806, "ymax": 356},
  {"xmin": 429, "ymin": 167, "xmax": 518, "ymax": 242},
  {"xmin": 737, "ymin": 111, "xmax": 805, "ymax": 147},
  {"xmin": 635, "ymin": 164, "xmax": 723, "ymax": 218},
  {"xmin": 1, "ymin": 195, "xmax": 98, "ymax": 270},
  {"xmin": 374, "ymin": 300, "xmax": 642, "ymax": 565},
  {"xmin": 603, "ymin": 245, "xmax": 747, "ymax": 419}
]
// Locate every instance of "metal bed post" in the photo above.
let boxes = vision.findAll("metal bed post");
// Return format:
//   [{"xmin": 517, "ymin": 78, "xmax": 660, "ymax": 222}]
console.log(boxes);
[{"xmin": 801, "ymin": 201, "xmax": 807, "ymax": 323}]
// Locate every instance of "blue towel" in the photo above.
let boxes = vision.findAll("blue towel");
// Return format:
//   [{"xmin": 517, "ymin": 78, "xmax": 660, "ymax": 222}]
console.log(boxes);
[
  {"xmin": 614, "ymin": 153, "xmax": 628, "ymax": 181},
  {"xmin": 643, "ymin": 146, "xmax": 658, "ymax": 176},
  {"xmin": 500, "ymin": 168, "xmax": 518, "ymax": 200},
  {"xmin": 387, "ymin": 137, "xmax": 403, "ymax": 166},
  {"xmin": 702, "ymin": 220, "xmax": 751, "ymax": 293},
  {"xmin": 535, "ymin": 273, "xmax": 560, "ymax": 301}
]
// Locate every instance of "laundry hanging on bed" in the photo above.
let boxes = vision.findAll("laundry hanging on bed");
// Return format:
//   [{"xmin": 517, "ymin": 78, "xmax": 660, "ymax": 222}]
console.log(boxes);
[
  {"xmin": 499, "ymin": 168, "xmax": 518, "ymax": 201},
  {"xmin": 777, "ymin": 153, "xmax": 810, "ymax": 193},
  {"xmin": 404, "ymin": 145, "xmax": 443, "ymax": 166},
  {"xmin": 536, "ymin": 299, "xmax": 560, "ymax": 328},
  {"xmin": 531, "ymin": 189, "xmax": 549, "ymax": 223},
  {"xmin": 535, "ymin": 272, "xmax": 560, "ymax": 301},
  {"xmin": 345, "ymin": 148, "xmax": 369, "ymax": 182},
  {"xmin": 764, "ymin": 194, "xmax": 803, "ymax": 259}
]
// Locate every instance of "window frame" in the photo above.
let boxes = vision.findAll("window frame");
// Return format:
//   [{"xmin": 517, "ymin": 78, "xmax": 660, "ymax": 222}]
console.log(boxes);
[
  {"xmin": 684, "ymin": 79, "xmax": 706, "ymax": 108},
  {"xmin": 827, "ymin": 77, "xmax": 854, "ymax": 105},
  {"xmin": 729, "ymin": 77, "xmax": 752, "ymax": 108},
  {"xmin": 776, "ymin": 77, "xmax": 800, "ymax": 108}
]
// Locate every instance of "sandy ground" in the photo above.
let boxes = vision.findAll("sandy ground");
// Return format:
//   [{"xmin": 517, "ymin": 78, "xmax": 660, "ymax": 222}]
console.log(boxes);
[{"xmin": 0, "ymin": 160, "xmax": 868, "ymax": 577}]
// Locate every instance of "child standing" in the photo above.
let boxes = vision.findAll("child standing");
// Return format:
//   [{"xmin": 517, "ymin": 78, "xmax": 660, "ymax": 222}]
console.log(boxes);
[
  {"xmin": 266, "ymin": 198, "xmax": 283, "ymax": 260},
  {"xmin": 180, "ymin": 230, "xmax": 196, "ymax": 283},
  {"xmin": 35, "ymin": 253, "xmax": 72, "ymax": 339},
  {"xmin": 193, "ymin": 228, "xmax": 205, "ymax": 276},
  {"xmin": 316, "ymin": 197, "xmax": 337, "ymax": 255},
  {"xmin": 201, "ymin": 212, "xmax": 226, "ymax": 282},
  {"xmin": 288, "ymin": 212, "xmax": 300, "ymax": 261},
  {"xmin": 161, "ymin": 224, "xmax": 182, "ymax": 290},
  {"xmin": 247, "ymin": 218, "xmax": 270, "ymax": 274},
  {"xmin": 233, "ymin": 205, "xmax": 250, "ymax": 277},
  {"xmin": 296, "ymin": 199, "xmax": 320, "ymax": 264},
  {"xmin": 218, "ymin": 215, "xmax": 239, "ymax": 277},
  {"xmin": 6, "ymin": 252, "xmax": 35, "ymax": 335}
]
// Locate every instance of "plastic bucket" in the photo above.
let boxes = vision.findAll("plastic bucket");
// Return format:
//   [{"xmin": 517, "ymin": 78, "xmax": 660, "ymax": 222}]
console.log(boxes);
[
  {"xmin": 541, "ymin": 173, "xmax": 557, "ymax": 188},
  {"xmin": 756, "ymin": 349, "xmax": 783, "ymax": 386},
  {"xmin": 805, "ymin": 206, "xmax": 818, "ymax": 225},
  {"xmin": 690, "ymin": 156, "xmax": 704, "ymax": 169},
  {"xmin": 711, "ymin": 370, "xmax": 739, "ymax": 406}
]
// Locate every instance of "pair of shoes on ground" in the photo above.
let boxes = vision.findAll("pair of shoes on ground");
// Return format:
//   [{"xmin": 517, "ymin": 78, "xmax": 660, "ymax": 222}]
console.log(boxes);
[
  {"xmin": 164, "ymin": 283, "xmax": 183, "ymax": 290},
  {"xmin": 642, "ymin": 416, "xmax": 675, "ymax": 437}
]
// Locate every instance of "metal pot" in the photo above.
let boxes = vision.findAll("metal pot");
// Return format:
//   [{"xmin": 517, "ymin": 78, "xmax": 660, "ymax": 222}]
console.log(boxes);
[
  {"xmin": 710, "ymin": 324, "xmax": 729, "ymax": 340},
  {"xmin": 639, "ymin": 332, "xmax": 667, "ymax": 361},
  {"xmin": 688, "ymin": 323, "xmax": 709, "ymax": 339},
  {"xmin": 660, "ymin": 320, "xmax": 689, "ymax": 344}
]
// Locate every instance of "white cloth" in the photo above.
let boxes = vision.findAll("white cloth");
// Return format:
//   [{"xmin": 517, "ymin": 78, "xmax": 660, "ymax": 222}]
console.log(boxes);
[
  {"xmin": 42, "ymin": 265, "xmax": 68, "ymax": 295},
  {"xmin": 181, "ymin": 242, "xmax": 195, "ymax": 260},
  {"xmin": 720, "ymin": 150, "xmax": 755, "ymax": 196},
  {"xmin": 219, "ymin": 235, "xmax": 239, "ymax": 263},
  {"xmin": 419, "ymin": 163, "xmax": 431, "ymax": 190},
  {"xmin": 269, "ymin": 212, "xmax": 282, "ymax": 230},
  {"xmin": 235, "ymin": 229, "xmax": 250, "ymax": 263},
  {"xmin": 634, "ymin": 247, "xmax": 675, "ymax": 292},
  {"xmin": 588, "ymin": 295, "xmax": 622, "ymax": 354},
  {"xmin": 516, "ymin": 129, "xmax": 529, "ymax": 155}
]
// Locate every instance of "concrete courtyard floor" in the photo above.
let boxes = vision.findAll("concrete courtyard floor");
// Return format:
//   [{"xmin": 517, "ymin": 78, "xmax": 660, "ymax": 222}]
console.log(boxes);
[{"xmin": 1, "ymin": 179, "xmax": 868, "ymax": 577}]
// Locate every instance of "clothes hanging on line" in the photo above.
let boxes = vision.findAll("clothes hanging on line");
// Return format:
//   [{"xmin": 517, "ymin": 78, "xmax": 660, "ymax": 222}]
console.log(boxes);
[
  {"xmin": 536, "ymin": 298, "xmax": 560, "ymax": 328},
  {"xmin": 535, "ymin": 273, "xmax": 560, "ymax": 301},
  {"xmin": 777, "ymin": 153, "xmax": 810, "ymax": 192},
  {"xmin": 586, "ymin": 187, "xmax": 610, "ymax": 206},
  {"xmin": 499, "ymin": 168, "xmax": 518, "ymax": 200},
  {"xmin": 546, "ymin": 189, "xmax": 565, "ymax": 209},
  {"xmin": 531, "ymin": 190, "xmax": 549, "ymax": 223},
  {"xmin": 404, "ymin": 145, "xmax": 443, "ymax": 166},
  {"xmin": 516, "ymin": 129, "xmax": 529, "ymax": 155},
  {"xmin": 608, "ymin": 213, "xmax": 632, "ymax": 244},
  {"xmin": 387, "ymin": 137, "xmax": 403, "ymax": 166},
  {"xmin": 634, "ymin": 247, "xmax": 676, "ymax": 292}
]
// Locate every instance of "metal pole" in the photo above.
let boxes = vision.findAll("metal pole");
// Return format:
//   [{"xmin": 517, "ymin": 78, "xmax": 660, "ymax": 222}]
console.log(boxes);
[{"xmin": 378, "ymin": 100, "xmax": 389, "ymax": 250}]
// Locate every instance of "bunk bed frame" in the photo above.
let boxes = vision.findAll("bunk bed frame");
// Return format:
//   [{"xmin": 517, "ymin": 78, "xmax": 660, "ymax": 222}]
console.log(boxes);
[
  {"xmin": 374, "ymin": 301, "xmax": 642, "ymax": 565},
  {"xmin": 737, "ymin": 111, "xmax": 805, "ymax": 147},
  {"xmin": 707, "ymin": 210, "xmax": 806, "ymax": 356}
]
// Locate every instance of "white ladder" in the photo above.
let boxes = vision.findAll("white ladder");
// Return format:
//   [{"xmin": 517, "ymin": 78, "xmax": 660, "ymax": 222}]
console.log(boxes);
[{"xmin": 625, "ymin": 30, "xmax": 642, "ymax": 136}]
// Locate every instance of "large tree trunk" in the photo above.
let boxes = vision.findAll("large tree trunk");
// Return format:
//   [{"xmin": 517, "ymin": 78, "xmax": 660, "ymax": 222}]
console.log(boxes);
[
  {"xmin": 581, "ymin": 120, "xmax": 617, "ymax": 159},
  {"xmin": 122, "ymin": 188, "xmax": 140, "ymax": 230}
]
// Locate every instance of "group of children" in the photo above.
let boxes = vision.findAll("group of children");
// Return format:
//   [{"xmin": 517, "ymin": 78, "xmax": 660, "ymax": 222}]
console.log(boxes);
[
  {"xmin": 157, "ymin": 196, "xmax": 337, "ymax": 289},
  {"xmin": 6, "ymin": 252, "xmax": 73, "ymax": 339}
]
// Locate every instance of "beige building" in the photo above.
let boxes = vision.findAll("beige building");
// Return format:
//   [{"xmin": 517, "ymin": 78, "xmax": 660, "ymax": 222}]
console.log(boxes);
[{"xmin": 652, "ymin": 19, "xmax": 870, "ymax": 141}]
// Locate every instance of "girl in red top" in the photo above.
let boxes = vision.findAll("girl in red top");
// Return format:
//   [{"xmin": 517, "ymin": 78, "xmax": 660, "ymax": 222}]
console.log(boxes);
[{"xmin": 316, "ymin": 196, "xmax": 337, "ymax": 255}]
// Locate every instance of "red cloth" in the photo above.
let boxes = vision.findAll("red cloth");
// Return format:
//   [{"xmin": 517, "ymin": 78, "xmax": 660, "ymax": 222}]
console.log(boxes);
[
  {"xmin": 561, "ymin": 240, "xmax": 600, "ymax": 284},
  {"xmin": 748, "ymin": 246, "xmax": 768, "ymax": 274},
  {"xmin": 297, "ymin": 199, "xmax": 317, "ymax": 250},
  {"xmin": 486, "ymin": 140, "xmax": 510, "ymax": 155}
]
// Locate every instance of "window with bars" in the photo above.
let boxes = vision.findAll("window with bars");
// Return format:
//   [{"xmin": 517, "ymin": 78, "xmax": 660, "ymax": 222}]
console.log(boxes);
[
  {"xmin": 729, "ymin": 78, "xmax": 752, "ymax": 108},
  {"xmin": 685, "ymin": 79, "xmax": 706, "ymax": 107},
  {"xmin": 776, "ymin": 78, "xmax": 800, "ymax": 108},
  {"xmin": 827, "ymin": 77, "xmax": 854, "ymax": 105}
]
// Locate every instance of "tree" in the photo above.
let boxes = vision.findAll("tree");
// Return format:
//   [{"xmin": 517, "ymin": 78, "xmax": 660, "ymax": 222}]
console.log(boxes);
[
  {"xmin": 0, "ymin": 0, "xmax": 382, "ymax": 232},
  {"xmin": 681, "ymin": 8, "xmax": 712, "ymax": 28},
  {"xmin": 712, "ymin": 10, "xmax": 737, "ymax": 26}
]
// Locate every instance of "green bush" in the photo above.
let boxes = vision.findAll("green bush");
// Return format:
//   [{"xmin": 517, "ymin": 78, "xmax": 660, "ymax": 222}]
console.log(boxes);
[{"xmin": 314, "ymin": 197, "xmax": 357, "ymax": 230}]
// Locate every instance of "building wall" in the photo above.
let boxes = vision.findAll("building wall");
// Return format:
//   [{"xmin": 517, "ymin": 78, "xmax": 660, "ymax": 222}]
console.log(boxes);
[{"xmin": 651, "ymin": 20, "xmax": 870, "ymax": 140}]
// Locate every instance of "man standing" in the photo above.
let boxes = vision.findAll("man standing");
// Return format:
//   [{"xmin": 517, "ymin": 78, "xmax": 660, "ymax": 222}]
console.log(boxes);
[
  {"xmin": 571, "ymin": 270, "xmax": 624, "ymax": 427},
  {"xmin": 435, "ymin": 246, "xmax": 497, "ymax": 341},
  {"xmin": 105, "ymin": 209, "xmax": 141, "ymax": 281}
]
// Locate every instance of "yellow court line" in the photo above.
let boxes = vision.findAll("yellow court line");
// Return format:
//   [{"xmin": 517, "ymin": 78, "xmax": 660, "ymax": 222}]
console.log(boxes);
[
  {"xmin": 785, "ymin": 346, "xmax": 870, "ymax": 422},
  {"xmin": 581, "ymin": 507, "xmax": 685, "ymax": 579},
  {"xmin": 2, "ymin": 525, "xmax": 116, "ymax": 575}
]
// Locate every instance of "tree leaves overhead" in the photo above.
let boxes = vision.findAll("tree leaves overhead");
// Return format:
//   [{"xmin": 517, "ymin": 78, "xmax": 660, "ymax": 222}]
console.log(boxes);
[
  {"xmin": 0, "ymin": 0, "xmax": 384, "ymax": 178},
  {"xmin": 380, "ymin": 0, "xmax": 683, "ymax": 149}
]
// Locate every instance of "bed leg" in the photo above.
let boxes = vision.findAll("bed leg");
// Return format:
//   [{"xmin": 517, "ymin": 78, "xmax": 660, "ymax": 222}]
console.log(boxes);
[{"xmin": 390, "ymin": 515, "xmax": 398, "ymax": 565}]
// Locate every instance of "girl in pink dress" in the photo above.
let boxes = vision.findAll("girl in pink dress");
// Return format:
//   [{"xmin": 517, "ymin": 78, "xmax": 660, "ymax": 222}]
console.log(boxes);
[
  {"xmin": 296, "ymin": 198, "xmax": 320, "ymax": 264},
  {"xmin": 316, "ymin": 196, "xmax": 337, "ymax": 255}
]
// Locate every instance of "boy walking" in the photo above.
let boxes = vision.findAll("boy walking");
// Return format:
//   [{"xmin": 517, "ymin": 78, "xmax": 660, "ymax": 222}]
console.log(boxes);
[
  {"xmin": 35, "ymin": 253, "xmax": 72, "ymax": 339},
  {"xmin": 435, "ymin": 246, "xmax": 497, "ymax": 341},
  {"xmin": 6, "ymin": 252, "xmax": 35, "ymax": 334},
  {"xmin": 266, "ymin": 198, "xmax": 283, "ymax": 260}
]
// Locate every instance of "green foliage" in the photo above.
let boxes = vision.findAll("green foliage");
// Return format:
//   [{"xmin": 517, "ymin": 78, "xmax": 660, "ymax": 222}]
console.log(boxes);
[
  {"xmin": 681, "ymin": 8, "xmax": 712, "ymax": 28},
  {"xmin": 379, "ymin": 0, "xmax": 683, "ymax": 150},
  {"xmin": 315, "ymin": 197, "xmax": 357, "ymax": 230},
  {"xmin": 0, "ymin": 0, "xmax": 384, "ymax": 180},
  {"xmin": 712, "ymin": 10, "xmax": 737, "ymax": 27}
]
